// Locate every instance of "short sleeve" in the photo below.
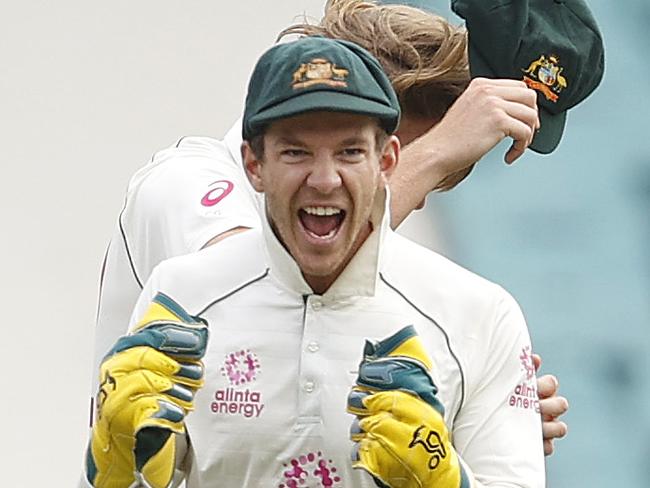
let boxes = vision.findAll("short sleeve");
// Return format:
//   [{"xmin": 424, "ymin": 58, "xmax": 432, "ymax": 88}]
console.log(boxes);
[{"xmin": 120, "ymin": 136, "xmax": 261, "ymax": 287}]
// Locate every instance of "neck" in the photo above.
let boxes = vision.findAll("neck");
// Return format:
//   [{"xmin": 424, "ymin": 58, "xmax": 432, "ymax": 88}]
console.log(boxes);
[{"xmin": 302, "ymin": 220, "xmax": 373, "ymax": 295}]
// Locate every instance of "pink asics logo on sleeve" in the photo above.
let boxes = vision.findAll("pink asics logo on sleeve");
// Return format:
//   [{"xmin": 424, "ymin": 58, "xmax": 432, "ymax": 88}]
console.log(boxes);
[{"xmin": 201, "ymin": 179, "xmax": 234, "ymax": 207}]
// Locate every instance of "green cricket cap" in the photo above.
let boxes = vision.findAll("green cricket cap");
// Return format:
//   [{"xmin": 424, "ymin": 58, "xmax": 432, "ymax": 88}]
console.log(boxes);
[
  {"xmin": 452, "ymin": 0, "xmax": 605, "ymax": 154},
  {"xmin": 242, "ymin": 36, "xmax": 401, "ymax": 140}
]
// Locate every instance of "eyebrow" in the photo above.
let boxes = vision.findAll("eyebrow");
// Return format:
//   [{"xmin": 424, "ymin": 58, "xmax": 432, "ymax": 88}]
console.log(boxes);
[
  {"xmin": 339, "ymin": 136, "xmax": 370, "ymax": 146},
  {"xmin": 276, "ymin": 136, "xmax": 306, "ymax": 146},
  {"xmin": 274, "ymin": 134, "xmax": 370, "ymax": 147}
]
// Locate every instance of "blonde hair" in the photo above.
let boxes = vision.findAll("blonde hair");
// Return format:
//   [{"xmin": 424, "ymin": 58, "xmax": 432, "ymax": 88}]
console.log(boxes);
[{"xmin": 280, "ymin": 0, "xmax": 472, "ymax": 190}]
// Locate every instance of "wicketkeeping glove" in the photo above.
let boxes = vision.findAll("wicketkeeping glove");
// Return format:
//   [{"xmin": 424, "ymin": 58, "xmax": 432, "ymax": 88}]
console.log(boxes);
[
  {"xmin": 347, "ymin": 325, "xmax": 471, "ymax": 488},
  {"xmin": 85, "ymin": 292, "xmax": 208, "ymax": 488}
]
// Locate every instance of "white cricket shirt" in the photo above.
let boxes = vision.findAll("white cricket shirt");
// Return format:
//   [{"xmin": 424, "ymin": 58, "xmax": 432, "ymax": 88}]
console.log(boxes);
[
  {"xmin": 92, "ymin": 122, "xmax": 260, "ymax": 393},
  {"xmin": 80, "ymin": 122, "xmax": 259, "ymax": 488},
  {"xmin": 131, "ymin": 189, "xmax": 546, "ymax": 488}
]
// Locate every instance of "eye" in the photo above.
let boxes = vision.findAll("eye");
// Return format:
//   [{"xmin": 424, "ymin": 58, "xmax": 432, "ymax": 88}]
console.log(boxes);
[
  {"xmin": 340, "ymin": 147, "xmax": 366, "ymax": 160},
  {"xmin": 280, "ymin": 148, "xmax": 309, "ymax": 159}
]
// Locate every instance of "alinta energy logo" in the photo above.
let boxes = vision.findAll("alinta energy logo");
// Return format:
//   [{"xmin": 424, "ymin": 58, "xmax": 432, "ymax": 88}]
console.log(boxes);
[
  {"xmin": 278, "ymin": 451, "xmax": 342, "ymax": 488},
  {"xmin": 201, "ymin": 179, "xmax": 234, "ymax": 207},
  {"xmin": 210, "ymin": 349, "xmax": 264, "ymax": 418},
  {"xmin": 508, "ymin": 345, "xmax": 540, "ymax": 413}
]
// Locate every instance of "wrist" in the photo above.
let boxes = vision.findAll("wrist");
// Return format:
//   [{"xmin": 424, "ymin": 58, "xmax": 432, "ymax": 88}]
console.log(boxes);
[{"xmin": 401, "ymin": 130, "xmax": 454, "ymax": 192}]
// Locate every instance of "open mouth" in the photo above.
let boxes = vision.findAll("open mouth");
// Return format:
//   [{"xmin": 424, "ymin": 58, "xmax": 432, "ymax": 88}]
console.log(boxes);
[{"xmin": 299, "ymin": 206, "xmax": 346, "ymax": 240}]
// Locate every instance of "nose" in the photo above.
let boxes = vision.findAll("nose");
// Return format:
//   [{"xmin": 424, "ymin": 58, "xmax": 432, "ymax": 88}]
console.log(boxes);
[{"xmin": 306, "ymin": 157, "xmax": 342, "ymax": 194}]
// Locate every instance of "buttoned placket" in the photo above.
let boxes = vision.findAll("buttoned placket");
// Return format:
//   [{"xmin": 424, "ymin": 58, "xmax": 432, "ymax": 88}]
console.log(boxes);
[{"xmin": 295, "ymin": 294, "xmax": 326, "ymax": 425}]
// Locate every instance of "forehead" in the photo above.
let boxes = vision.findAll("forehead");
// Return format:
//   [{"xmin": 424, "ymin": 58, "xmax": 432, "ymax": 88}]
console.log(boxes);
[{"xmin": 265, "ymin": 111, "xmax": 380, "ymax": 144}]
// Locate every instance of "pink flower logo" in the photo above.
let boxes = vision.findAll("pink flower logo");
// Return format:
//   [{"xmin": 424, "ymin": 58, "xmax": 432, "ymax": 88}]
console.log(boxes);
[
  {"xmin": 278, "ymin": 452, "xmax": 342, "ymax": 487},
  {"xmin": 519, "ymin": 346, "xmax": 536, "ymax": 381},
  {"xmin": 220, "ymin": 349, "xmax": 261, "ymax": 386}
]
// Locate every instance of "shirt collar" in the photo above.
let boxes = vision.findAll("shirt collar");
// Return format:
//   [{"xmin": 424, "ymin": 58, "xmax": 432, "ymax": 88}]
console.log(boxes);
[{"xmin": 261, "ymin": 185, "xmax": 392, "ymax": 299}]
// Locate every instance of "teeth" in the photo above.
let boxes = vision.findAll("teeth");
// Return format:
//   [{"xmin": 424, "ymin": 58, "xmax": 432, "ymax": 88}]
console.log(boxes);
[
  {"xmin": 320, "ymin": 228, "xmax": 337, "ymax": 239},
  {"xmin": 303, "ymin": 206, "xmax": 341, "ymax": 216}
]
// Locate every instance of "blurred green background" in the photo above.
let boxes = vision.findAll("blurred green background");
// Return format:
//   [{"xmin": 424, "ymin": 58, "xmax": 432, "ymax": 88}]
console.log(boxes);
[{"xmin": 431, "ymin": 1, "xmax": 650, "ymax": 485}]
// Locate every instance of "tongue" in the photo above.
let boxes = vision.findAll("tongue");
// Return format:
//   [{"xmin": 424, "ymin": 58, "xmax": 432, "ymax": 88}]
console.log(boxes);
[{"xmin": 300, "ymin": 212, "xmax": 341, "ymax": 237}]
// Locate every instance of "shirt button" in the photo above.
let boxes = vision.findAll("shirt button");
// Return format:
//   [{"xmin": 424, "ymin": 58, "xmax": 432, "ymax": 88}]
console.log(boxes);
[
  {"xmin": 304, "ymin": 381, "xmax": 315, "ymax": 393},
  {"xmin": 307, "ymin": 341, "xmax": 320, "ymax": 353},
  {"xmin": 312, "ymin": 300, "xmax": 323, "ymax": 311}
]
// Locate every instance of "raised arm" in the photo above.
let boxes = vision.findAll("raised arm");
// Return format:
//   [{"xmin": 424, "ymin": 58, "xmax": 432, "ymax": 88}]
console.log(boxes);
[{"xmin": 388, "ymin": 78, "xmax": 539, "ymax": 228}]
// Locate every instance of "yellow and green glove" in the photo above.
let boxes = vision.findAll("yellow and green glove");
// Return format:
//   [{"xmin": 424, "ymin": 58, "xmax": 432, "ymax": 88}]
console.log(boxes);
[
  {"xmin": 85, "ymin": 292, "xmax": 208, "ymax": 488},
  {"xmin": 347, "ymin": 325, "xmax": 471, "ymax": 488}
]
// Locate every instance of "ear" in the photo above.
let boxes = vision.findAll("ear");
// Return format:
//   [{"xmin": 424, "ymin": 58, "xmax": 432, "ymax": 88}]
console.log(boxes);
[
  {"xmin": 241, "ymin": 141, "xmax": 264, "ymax": 192},
  {"xmin": 379, "ymin": 135, "xmax": 400, "ymax": 180}
]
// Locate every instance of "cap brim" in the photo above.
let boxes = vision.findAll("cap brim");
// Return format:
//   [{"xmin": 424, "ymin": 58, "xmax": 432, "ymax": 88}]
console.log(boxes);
[
  {"xmin": 467, "ymin": 44, "xmax": 566, "ymax": 155},
  {"xmin": 246, "ymin": 91, "xmax": 400, "ymax": 138},
  {"xmin": 530, "ymin": 108, "xmax": 566, "ymax": 154}
]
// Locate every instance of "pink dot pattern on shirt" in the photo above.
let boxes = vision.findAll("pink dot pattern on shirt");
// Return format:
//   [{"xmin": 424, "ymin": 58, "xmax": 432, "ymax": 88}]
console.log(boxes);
[
  {"xmin": 220, "ymin": 349, "xmax": 260, "ymax": 386},
  {"xmin": 278, "ymin": 451, "xmax": 342, "ymax": 487}
]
